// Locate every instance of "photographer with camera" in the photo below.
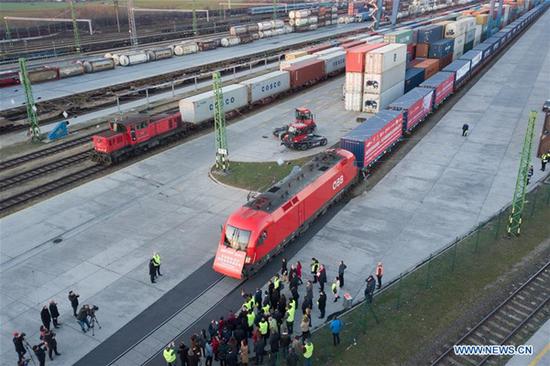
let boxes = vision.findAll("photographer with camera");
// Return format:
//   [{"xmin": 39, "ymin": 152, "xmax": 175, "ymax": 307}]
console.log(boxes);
[
  {"xmin": 43, "ymin": 328, "xmax": 61, "ymax": 360},
  {"xmin": 13, "ymin": 332, "xmax": 27, "ymax": 362},
  {"xmin": 86, "ymin": 304, "xmax": 101, "ymax": 336},
  {"xmin": 77, "ymin": 305, "xmax": 91, "ymax": 333},
  {"xmin": 32, "ymin": 343, "xmax": 47, "ymax": 366}
]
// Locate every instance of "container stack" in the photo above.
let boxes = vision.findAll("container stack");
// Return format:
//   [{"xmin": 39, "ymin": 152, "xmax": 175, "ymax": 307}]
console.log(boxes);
[
  {"xmin": 415, "ymin": 24, "xmax": 444, "ymax": 59},
  {"xmin": 362, "ymin": 43, "xmax": 407, "ymax": 113},
  {"xmin": 427, "ymin": 38, "xmax": 454, "ymax": 69},
  {"xmin": 317, "ymin": 6, "xmax": 338, "ymax": 26},
  {"xmin": 443, "ymin": 18, "xmax": 469, "ymax": 60},
  {"xmin": 344, "ymin": 43, "xmax": 387, "ymax": 111},
  {"xmin": 289, "ymin": 9, "xmax": 318, "ymax": 32},
  {"xmin": 384, "ymin": 29, "xmax": 415, "ymax": 64}
]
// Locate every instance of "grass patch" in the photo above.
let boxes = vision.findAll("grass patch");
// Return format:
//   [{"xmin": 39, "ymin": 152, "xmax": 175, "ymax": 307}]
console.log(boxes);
[
  {"xmin": 211, "ymin": 156, "xmax": 313, "ymax": 192},
  {"xmin": 311, "ymin": 183, "xmax": 550, "ymax": 365}
]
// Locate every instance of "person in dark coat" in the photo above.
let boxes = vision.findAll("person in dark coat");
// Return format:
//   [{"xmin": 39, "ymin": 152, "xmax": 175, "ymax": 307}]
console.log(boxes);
[
  {"xmin": 301, "ymin": 297, "xmax": 312, "ymax": 316},
  {"xmin": 178, "ymin": 342, "xmax": 189, "ymax": 366},
  {"xmin": 254, "ymin": 288, "xmax": 262, "ymax": 309},
  {"xmin": 13, "ymin": 332, "xmax": 26, "ymax": 362},
  {"xmin": 317, "ymin": 291, "xmax": 327, "ymax": 319},
  {"xmin": 40, "ymin": 306, "xmax": 51, "ymax": 331},
  {"xmin": 48, "ymin": 300, "xmax": 60, "ymax": 328},
  {"xmin": 149, "ymin": 259, "xmax": 157, "ymax": 283},
  {"xmin": 226, "ymin": 346, "xmax": 238, "ymax": 366},
  {"xmin": 33, "ymin": 343, "xmax": 47, "ymax": 366},
  {"xmin": 462, "ymin": 123, "xmax": 469, "ymax": 136},
  {"xmin": 338, "ymin": 261, "xmax": 347, "ymax": 288},
  {"xmin": 290, "ymin": 286, "xmax": 299, "ymax": 307},
  {"xmin": 68, "ymin": 291, "xmax": 79, "ymax": 317},
  {"xmin": 317, "ymin": 265, "xmax": 327, "ymax": 292},
  {"xmin": 254, "ymin": 336, "xmax": 265, "ymax": 365},
  {"xmin": 218, "ymin": 339, "xmax": 228, "ymax": 366},
  {"xmin": 43, "ymin": 330, "xmax": 60, "ymax": 360},
  {"xmin": 286, "ymin": 347, "xmax": 299, "ymax": 366},
  {"xmin": 281, "ymin": 258, "xmax": 287, "ymax": 275},
  {"xmin": 269, "ymin": 332, "xmax": 280, "ymax": 366},
  {"xmin": 365, "ymin": 275, "xmax": 376, "ymax": 303}
]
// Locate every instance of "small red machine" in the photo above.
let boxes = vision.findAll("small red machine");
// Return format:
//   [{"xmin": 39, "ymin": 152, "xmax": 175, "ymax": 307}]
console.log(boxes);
[{"xmin": 273, "ymin": 107, "xmax": 317, "ymax": 139}]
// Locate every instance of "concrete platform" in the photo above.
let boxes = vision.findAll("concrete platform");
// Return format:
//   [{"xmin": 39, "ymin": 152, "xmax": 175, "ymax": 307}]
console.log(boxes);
[
  {"xmin": 1, "ymin": 7, "xmax": 549, "ymax": 366},
  {"xmin": 0, "ymin": 23, "xmax": 372, "ymax": 112},
  {"xmin": 506, "ymin": 319, "xmax": 550, "ymax": 366}
]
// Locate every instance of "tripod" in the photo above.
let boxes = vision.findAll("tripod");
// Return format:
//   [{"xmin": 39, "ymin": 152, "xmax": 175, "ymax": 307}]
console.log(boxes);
[
  {"xmin": 89, "ymin": 314, "xmax": 102, "ymax": 336},
  {"xmin": 22, "ymin": 340, "xmax": 36, "ymax": 366}
]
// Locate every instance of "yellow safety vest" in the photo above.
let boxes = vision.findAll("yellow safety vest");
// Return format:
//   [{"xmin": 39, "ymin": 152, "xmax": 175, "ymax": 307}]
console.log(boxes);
[
  {"xmin": 259, "ymin": 321, "xmax": 268, "ymax": 335},
  {"xmin": 163, "ymin": 348, "xmax": 176, "ymax": 363},
  {"xmin": 153, "ymin": 254, "xmax": 161, "ymax": 267},
  {"xmin": 311, "ymin": 262, "xmax": 318, "ymax": 273},
  {"xmin": 274, "ymin": 277, "xmax": 280, "ymax": 290},
  {"xmin": 304, "ymin": 343, "xmax": 314, "ymax": 358},
  {"xmin": 287, "ymin": 306, "xmax": 295, "ymax": 322},
  {"xmin": 262, "ymin": 303, "xmax": 270, "ymax": 314},
  {"xmin": 331, "ymin": 282, "xmax": 337, "ymax": 293},
  {"xmin": 247, "ymin": 312, "xmax": 255, "ymax": 327}
]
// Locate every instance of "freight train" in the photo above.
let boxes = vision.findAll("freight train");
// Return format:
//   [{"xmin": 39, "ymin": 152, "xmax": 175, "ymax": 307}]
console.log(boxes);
[{"xmin": 212, "ymin": 3, "xmax": 547, "ymax": 279}]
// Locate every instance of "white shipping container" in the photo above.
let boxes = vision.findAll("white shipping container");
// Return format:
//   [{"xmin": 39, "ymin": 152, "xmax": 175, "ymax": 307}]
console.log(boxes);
[
  {"xmin": 319, "ymin": 51, "xmax": 346, "ymax": 75},
  {"xmin": 453, "ymin": 34, "xmax": 465, "ymax": 59},
  {"xmin": 362, "ymin": 81, "xmax": 405, "ymax": 113},
  {"xmin": 119, "ymin": 52, "xmax": 148, "ymax": 66},
  {"xmin": 345, "ymin": 92, "xmax": 363, "ymax": 112},
  {"xmin": 444, "ymin": 18, "xmax": 468, "ymax": 38},
  {"xmin": 364, "ymin": 44, "xmax": 407, "ymax": 74},
  {"xmin": 454, "ymin": 62, "xmax": 471, "ymax": 81},
  {"xmin": 461, "ymin": 50, "xmax": 482, "ymax": 69},
  {"xmin": 279, "ymin": 55, "xmax": 317, "ymax": 70},
  {"xmin": 240, "ymin": 71, "xmax": 290, "ymax": 103},
  {"xmin": 179, "ymin": 84, "xmax": 248, "ymax": 124},
  {"xmin": 474, "ymin": 25, "xmax": 482, "ymax": 46},
  {"xmin": 173, "ymin": 42, "xmax": 199, "ymax": 56},
  {"xmin": 345, "ymin": 72, "xmax": 364, "ymax": 93},
  {"xmin": 464, "ymin": 17, "xmax": 476, "ymax": 32},
  {"xmin": 313, "ymin": 46, "xmax": 344, "ymax": 56},
  {"xmin": 363, "ymin": 62, "xmax": 406, "ymax": 94}
]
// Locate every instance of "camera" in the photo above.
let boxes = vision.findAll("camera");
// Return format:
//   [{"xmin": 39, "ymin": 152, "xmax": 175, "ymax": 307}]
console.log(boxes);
[{"xmin": 87, "ymin": 305, "xmax": 99, "ymax": 316}]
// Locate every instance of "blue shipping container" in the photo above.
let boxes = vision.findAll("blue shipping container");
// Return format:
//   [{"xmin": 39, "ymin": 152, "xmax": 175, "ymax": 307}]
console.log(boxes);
[
  {"xmin": 428, "ymin": 39, "xmax": 454, "ymax": 58},
  {"xmin": 404, "ymin": 67, "xmax": 425, "ymax": 93},
  {"xmin": 459, "ymin": 50, "xmax": 483, "ymax": 70},
  {"xmin": 472, "ymin": 42, "xmax": 493, "ymax": 60},
  {"xmin": 340, "ymin": 110, "xmax": 403, "ymax": 169},
  {"xmin": 442, "ymin": 59, "xmax": 471, "ymax": 87},
  {"xmin": 417, "ymin": 24, "xmax": 444, "ymax": 44}
]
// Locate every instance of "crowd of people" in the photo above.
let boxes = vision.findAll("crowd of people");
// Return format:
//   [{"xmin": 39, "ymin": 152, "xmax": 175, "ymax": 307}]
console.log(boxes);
[{"xmin": 163, "ymin": 258, "xmax": 385, "ymax": 366}]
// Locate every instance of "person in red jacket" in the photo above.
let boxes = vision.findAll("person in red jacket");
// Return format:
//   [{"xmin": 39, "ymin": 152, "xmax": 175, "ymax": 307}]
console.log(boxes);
[{"xmin": 375, "ymin": 262, "xmax": 384, "ymax": 289}]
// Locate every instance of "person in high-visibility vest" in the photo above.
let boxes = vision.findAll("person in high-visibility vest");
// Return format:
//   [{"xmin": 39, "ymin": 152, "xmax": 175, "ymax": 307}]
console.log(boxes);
[
  {"xmin": 375, "ymin": 262, "xmax": 384, "ymax": 289},
  {"xmin": 541, "ymin": 152, "xmax": 549, "ymax": 171},
  {"xmin": 246, "ymin": 309, "xmax": 256, "ymax": 333},
  {"xmin": 153, "ymin": 252, "xmax": 162, "ymax": 277},
  {"xmin": 163, "ymin": 342, "xmax": 176, "ymax": 366},
  {"xmin": 273, "ymin": 274, "xmax": 281, "ymax": 291},
  {"xmin": 310, "ymin": 258, "xmax": 320, "ymax": 283},
  {"xmin": 331, "ymin": 277, "xmax": 340, "ymax": 302},
  {"xmin": 262, "ymin": 302, "xmax": 270, "ymax": 315},
  {"xmin": 286, "ymin": 303, "xmax": 296, "ymax": 335},
  {"xmin": 303, "ymin": 339, "xmax": 314, "ymax": 366},
  {"xmin": 259, "ymin": 317, "xmax": 269, "ymax": 341}
]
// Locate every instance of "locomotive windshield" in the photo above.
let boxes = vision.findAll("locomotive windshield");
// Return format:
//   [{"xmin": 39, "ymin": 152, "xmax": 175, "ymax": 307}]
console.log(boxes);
[{"xmin": 224, "ymin": 225, "xmax": 251, "ymax": 251}]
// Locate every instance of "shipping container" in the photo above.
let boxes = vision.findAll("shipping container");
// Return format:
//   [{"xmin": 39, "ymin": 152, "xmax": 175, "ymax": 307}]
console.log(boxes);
[
  {"xmin": 428, "ymin": 39, "xmax": 454, "ymax": 58},
  {"xmin": 474, "ymin": 25, "xmax": 483, "ymax": 45},
  {"xmin": 28, "ymin": 67, "xmax": 59, "ymax": 83},
  {"xmin": 362, "ymin": 81, "xmax": 404, "ymax": 113},
  {"xmin": 344, "ymin": 92, "xmax": 363, "ymax": 112},
  {"xmin": 341, "ymin": 40, "xmax": 365, "ymax": 49},
  {"xmin": 417, "ymin": 24, "xmax": 444, "ymax": 44},
  {"xmin": 418, "ymin": 71, "xmax": 455, "ymax": 108},
  {"xmin": 240, "ymin": 71, "xmax": 290, "ymax": 103},
  {"xmin": 452, "ymin": 34, "xmax": 466, "ymax": 60},
  {"xmin": 280, "ymin": 54, "xmax": 317, "ymax": 70},
  {"xmin": 459, "ymin": 50, "xmax": 483, "ymax": 71},
  {"xmin": 364, "ymin": 44, "xmax": 407, "ymax": 74},
  {"xmin": 416, "ymin": 43, "xmax": 430, "ymax": 58},
  {"xmin": 404, "ymin": 67, "xmax": 425, "ymax": 93},
  {"xmin": 179, "ymin": 84, "xmax": 248, "ymax": 124},
  {"xmin": 345, "ymin": 72, "xmax": 364, "ymax": 93},
  {"xmin": 313, "ymin": 47, "xmax": 344, "ymax": 56},
  {"xmin": 476, "ymin": 14, "xmax": 488, "ymax": 25},
  {"xmin": 363, "ymin": 62, "xmax": 406, "ymax": 94},
  {"xmin": 387, "ymin": 87, "xmax": 434, "ymax": 132},
  {"xmin": 414, "ymin": 59, "xmax": 440, "ymax": 79},
  {"xmin": 365, "ymin": 35, "xmax": 384, "ymax": 44},
  {"xmin": 340, "ymin": 110, "xmax": 404, "ymax": 169},
  {"xmin": 443, "ymin": 59, "xmax": 471, "ymax": 89},
  {"xmin": 173, "ymin": 42, "xmax": 199, "ymax": 56},
  {"xmin": 119, "ymin": 52, "xmax": 148, "ymax": 66},
  {"xmin": 438, "ymin": 54, "xmax": 453, "ymax": 70},
  {"xmin": 58, "ymin": 63, "xmax": 85, "ymax": 78},
  {"xmin": 319, "ymin": 51, "xmax": 346, "ymax": 75},
  {"xmin": 345, "ymin": 43, "xmax": 387, "ymax": 73},
  {"xmin": 383, "ymin": 29, "xmax": 413, "ymax": 44},
  {"xmin": 485, "ymin": 37, "xmax": 501, "ymax": 54},
  {"xmin": 305, "ymin": 43, "xmax": 333, "ymax": 54},
  {"xmin": 472, "ymin": 42, "xmax": 493, "ymax": 60},
  {"xmin": 465, "ymin": 28, "xmax": 476, "ymax": 44},
  {"xmin": 284, "ymin": 59, "xmax": 326, "ymax": 89},
  {"xmin": 82, "ymin": 58, "xmax": 115, "ymax": 73}
]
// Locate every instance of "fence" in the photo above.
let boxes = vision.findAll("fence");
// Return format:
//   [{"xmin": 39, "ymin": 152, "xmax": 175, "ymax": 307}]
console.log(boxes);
[{"xmin": 312, "ymin": 178, "xmax": 550, "ymax": 365}]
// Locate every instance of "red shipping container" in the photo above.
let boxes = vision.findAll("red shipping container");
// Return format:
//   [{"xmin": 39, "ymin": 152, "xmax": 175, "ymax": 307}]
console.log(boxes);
[
  {"xmin": 388, "ymin": 88, "xmax": 434, "ymax": 131},
  {"xmin": 306, "ymin": 43, "xmax": 333, "ymax": 54},
  {"xmin": 409, "ymin": 58, "xmax": 425, "ymax": 67},
  {"xmin": 415, "ymin": 59, "xmax": 439, "ymax": 79},
  {"xmin": 341, "ymin": 40, "xmax": 366, "ymax": 50},
  {"xmin": 438, "ymin": 54, "xmax": 453, "ymax": 69},
  {"xmin": 416, "ymin": 43, "xmax": 429, "ymax": 58},
  {"xmin": 345, "ymin": 43, "xmax": 388, "ymax": 73},
  {"xmin": 284, "ymin": 59, "xmax": 326, "ymax": 89},
  {"xmin": 419, "ymin": 71, "xmax": 455, "ymax": 108}
]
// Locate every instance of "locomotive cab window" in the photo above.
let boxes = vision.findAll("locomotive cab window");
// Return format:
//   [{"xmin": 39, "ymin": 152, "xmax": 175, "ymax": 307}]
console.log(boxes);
[{"xmin": 224, "ymin": 225, "xmax": 251, "ymax": 251}]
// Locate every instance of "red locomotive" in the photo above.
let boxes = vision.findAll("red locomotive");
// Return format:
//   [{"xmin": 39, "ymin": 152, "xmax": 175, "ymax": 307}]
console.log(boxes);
[
  {"xmin": 213, "ymin": 149, "xmax": 358, "ymax": 279},
  {"xmin": 91, "ymin": 112, "xmax": 186, "ymax": 164}
]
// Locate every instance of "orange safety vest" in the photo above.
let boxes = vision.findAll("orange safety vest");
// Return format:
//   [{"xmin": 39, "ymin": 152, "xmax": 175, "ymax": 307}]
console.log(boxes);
[{"xmin": 376, "ymin": 264, "xmax": 383, "ymax": 276}]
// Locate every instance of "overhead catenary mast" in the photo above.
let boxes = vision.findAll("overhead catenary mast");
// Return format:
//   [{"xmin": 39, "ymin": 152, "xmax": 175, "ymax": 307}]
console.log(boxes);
[
  {"xmin": 18, "ymin": 58, "xmax": 41, "ymax": 142},
  {"xmin": 212, "ymin": 71, "xmax": 229, "ymax": 172},
  {"xmin": 68, "ymin": 0, "xmax": 81, "ymax": 53},
  {"xmin": 127, "ymin": 0, "xmax": 138, "ymax": 47}
]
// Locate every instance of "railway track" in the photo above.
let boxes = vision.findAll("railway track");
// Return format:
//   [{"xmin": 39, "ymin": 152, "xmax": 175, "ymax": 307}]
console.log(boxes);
[
  {"xmin": 431, "ymin": 261, "xmax": 550, "ymax": 366},
  {"xmin": 0, "ymin": 131, "xmax": 100, "ymax": 170},
  {"xmin": 0, "ymin": 150, "xmax": 91, "ymax": 190},
  {"xmin": 0, "ymin": 164, "xmax": 107, "ymax": 212}
]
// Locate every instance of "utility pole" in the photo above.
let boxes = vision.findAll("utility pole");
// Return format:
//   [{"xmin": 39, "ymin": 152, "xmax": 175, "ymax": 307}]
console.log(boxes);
[
  {"xmin": 212, "ymin": 71, "xmax": 229, "ymax": 172},
  {"xmin": 272, "ymin": 0, "xmax": 277, "ymax": 21},
  {"xmin": 507, "ymin": 111, "xmax": 537, "ymax": 236},
  {"xmin": 68, "ymin": 0, "xmax": 81, "ymax": 53},
  {"xmin": 4, "ymin": 18, "xmax": 11, "ymax": 41},
  {"xmin": 192, "ymin": 0, "xmax": 198, "ymax": 35},
  {"xmin": 18, "ymin": 58, "xmax": 41, "ymax": 142},
  {"xmin": 113, "ymin": 0, "xmax": 121, "ymax": 32},
  {"xmin": 127, "ymin": 0, "xmax": 138, "ymax": 47}
]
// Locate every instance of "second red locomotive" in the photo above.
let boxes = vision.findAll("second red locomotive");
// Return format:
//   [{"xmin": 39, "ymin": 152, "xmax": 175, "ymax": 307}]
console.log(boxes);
[{"xmin": 213, "ymin": 149, "xmax": 358, "ymax": 279}]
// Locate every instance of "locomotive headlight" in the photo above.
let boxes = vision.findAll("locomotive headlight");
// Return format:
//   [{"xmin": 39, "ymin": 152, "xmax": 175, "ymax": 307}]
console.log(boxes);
[{"xmin": 245, "ymin": 256, "xmax": 252, "ymax": 263}]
